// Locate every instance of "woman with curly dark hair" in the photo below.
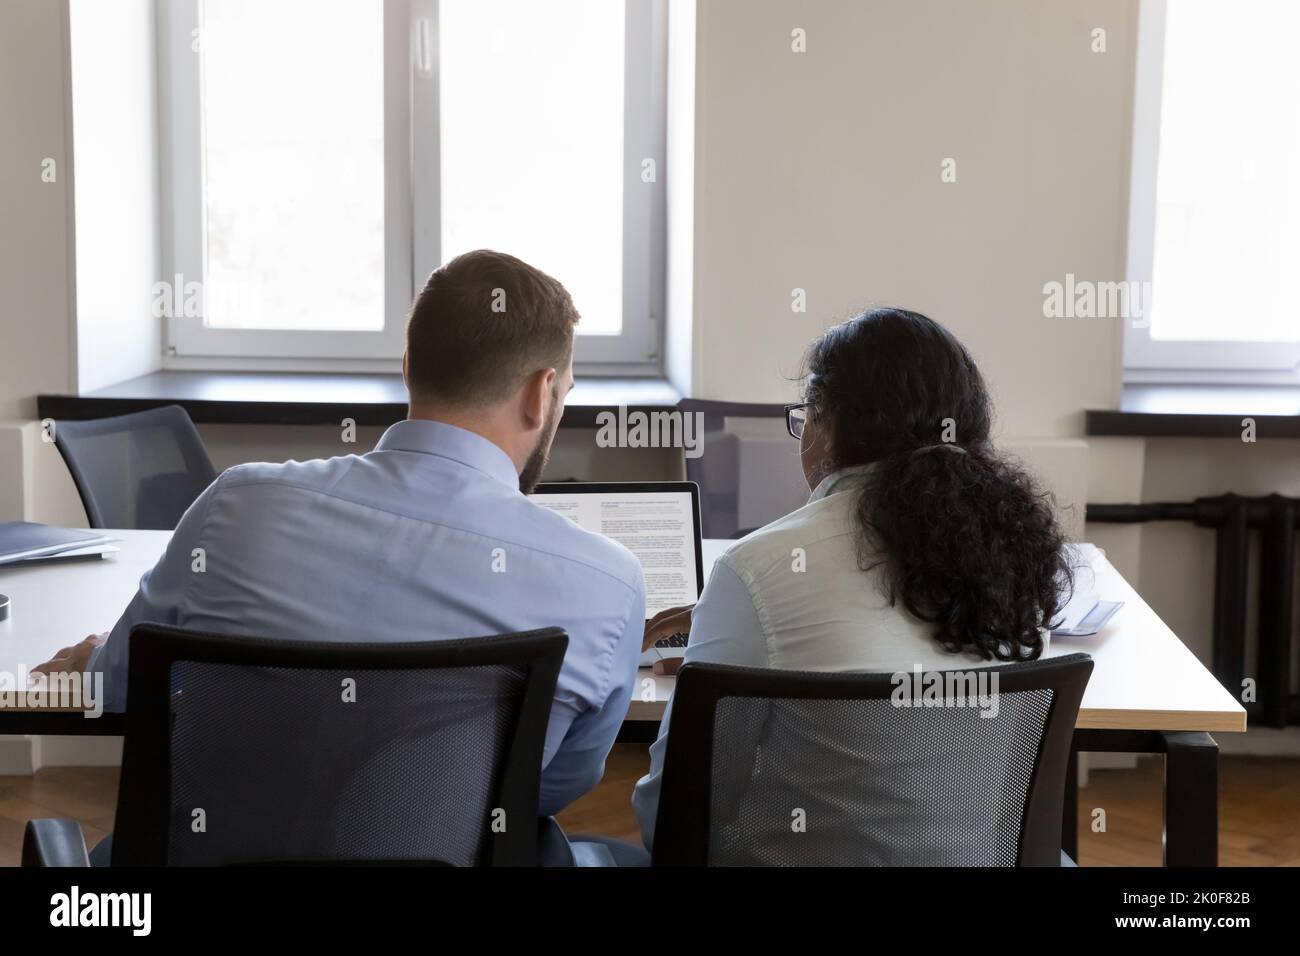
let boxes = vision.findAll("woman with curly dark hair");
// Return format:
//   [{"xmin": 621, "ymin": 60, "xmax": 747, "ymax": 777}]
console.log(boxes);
[
  {"xmin": 797, "ymin": 307, "xmax": 1073, "ymax": 662},
  {"xmin": 633, "ymin": 307, "xmax": 1074, "ymax": 851}
]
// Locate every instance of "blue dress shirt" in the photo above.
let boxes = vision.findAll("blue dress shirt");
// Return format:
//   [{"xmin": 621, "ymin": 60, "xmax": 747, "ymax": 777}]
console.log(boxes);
[{"xmin": 89, "ymin": 419, "xmax": 646, "ymax": 815}]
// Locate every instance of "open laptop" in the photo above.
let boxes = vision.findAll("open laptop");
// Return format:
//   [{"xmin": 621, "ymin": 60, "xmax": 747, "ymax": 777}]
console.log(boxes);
[{"xmin": 530, "ymin": 481, "xmax": 704, "ymax": 667}]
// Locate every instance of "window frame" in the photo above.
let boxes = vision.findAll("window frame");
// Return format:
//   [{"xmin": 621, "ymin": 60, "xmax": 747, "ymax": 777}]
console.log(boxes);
[
  {"xmin": 157, "ymin": 0, "xmax": 667, "ymax": 373},
  {"xmin": 1124, "ymin": 0, "xmax": 1300, "ymax": 384}
]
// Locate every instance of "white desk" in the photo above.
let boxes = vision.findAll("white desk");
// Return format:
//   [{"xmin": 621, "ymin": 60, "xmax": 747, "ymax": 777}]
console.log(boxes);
[
  {"xmin": 0, "ymin": 531, "xmax": 1245, "ymax": 734},
  {"xmin": 630, "ymin": 540, "xmax": 1247, "ymax": 734},
  {"xmin": 0, "ymin": 531, "xmax": 166, "ymax": 683},
  {"xmin": 0, "ymin": 530, "xmax": 1244, "ymax": 866}
]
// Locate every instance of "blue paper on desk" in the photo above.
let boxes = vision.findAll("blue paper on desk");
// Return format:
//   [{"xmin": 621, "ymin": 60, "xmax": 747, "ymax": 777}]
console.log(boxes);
[
  {"xmin": 0, "ymin": 522, "xmax": 116, "ymax": 566},
  {"xmin": 1051, "ymin": 587, "xmax": 1123, "ymax": 637}
]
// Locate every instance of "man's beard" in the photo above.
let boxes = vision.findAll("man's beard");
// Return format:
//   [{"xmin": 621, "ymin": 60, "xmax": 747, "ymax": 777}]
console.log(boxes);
[{"xmin": 518, "ymin": 399, "xmax": 560, "ymax": 494}]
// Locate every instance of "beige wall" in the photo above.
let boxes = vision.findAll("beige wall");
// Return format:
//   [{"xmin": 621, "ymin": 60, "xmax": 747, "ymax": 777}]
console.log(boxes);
[
  {"xmin": 0, "ymin": 0, "xmax": 76, "ymax": 764},
  {"xmin": 0, "ymin": 0, "xmax": 76, "ymax": 539},
  {"xmin": 687, "ymin": 0, "xmax": 1136, "ymax": 443},
  {"xmin": 0, "ymin": 0, "xmax": 74, "ymax": 424},
  {"xmin": 680, "ymin": 0, "xmax": 1145, "ymax": 565},
  {"xmin": 0, "ymin": 0, "xmax": 158, "ymax": 526}
]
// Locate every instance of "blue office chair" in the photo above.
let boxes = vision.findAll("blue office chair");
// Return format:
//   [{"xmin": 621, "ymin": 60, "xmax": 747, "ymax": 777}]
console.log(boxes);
[
  {"xmin": 23, "ymin": 624, "xmax": 568, "ymax": 867},
  {"xmin": 53, "ymin": 405, "xmax": 218, "ymax": 530},
  {"xmin": 651, "ymin": 654, "xmax": 1094, "ymax": 866}
]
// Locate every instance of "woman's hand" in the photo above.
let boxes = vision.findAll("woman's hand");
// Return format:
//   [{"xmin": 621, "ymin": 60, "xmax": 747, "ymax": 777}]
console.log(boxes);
[{"xmin": 642, "ymin": 604, "xmax": 695, "ymax": 652}]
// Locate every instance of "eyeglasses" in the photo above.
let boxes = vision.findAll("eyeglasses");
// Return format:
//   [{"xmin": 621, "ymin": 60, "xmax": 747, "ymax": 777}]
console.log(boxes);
[{"xmin": 785, "ymin": 402, "xmax": 813, "ymax": 440}]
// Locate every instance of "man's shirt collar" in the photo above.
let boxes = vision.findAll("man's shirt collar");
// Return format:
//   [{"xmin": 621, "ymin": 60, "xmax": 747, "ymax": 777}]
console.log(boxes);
[{"xmin": 375, "ymin": 419, "xmax": 520, "ymax": 489}]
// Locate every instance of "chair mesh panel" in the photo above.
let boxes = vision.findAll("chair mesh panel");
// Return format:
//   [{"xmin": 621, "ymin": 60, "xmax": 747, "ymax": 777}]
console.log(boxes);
[
  {"xmin": 165, "ymin": 660, "xmax": 525, "ymax": 866},
  {"xmin": 707, "ymin": 689, "xmax": 1054, "ymax": 866},
  {"xmin": 57, "ymin": 412, "xmax": 213, "ymax": 529}
]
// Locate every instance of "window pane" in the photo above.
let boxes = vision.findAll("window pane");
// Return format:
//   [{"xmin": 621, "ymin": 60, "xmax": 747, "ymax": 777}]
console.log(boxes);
[
  {"xmin": 1149, "ymin": 0, "xmax": 1300, "ymax": 342},
  {"xmin": 439, "ymin": 0, "xmax": 625, "ymax": 335},
  {"xmin": 200, "ymin": 0, "xmax": 384, "ymax": 331}
]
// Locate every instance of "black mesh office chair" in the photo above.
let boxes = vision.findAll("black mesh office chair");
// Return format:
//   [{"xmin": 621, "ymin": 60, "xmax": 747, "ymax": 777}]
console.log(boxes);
[
  {"xmin": 677, "ymin": 399, "xmax": 809, "ymax": 538},
  {"xmin": 652, "ymin": 653, "xmax": 1093, "ymax": 866},
  {"xmin": 23, "ymin": 624, "xmax": 568, "ymax": 867},
  {"xmin": 53, "ymin": 405, "xmax": 218, "ymax": 530}
]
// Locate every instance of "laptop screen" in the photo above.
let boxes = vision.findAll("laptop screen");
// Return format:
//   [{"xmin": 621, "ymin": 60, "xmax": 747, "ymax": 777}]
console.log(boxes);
[{"xmin": 530, "ymin": 483, "xmax": 702, "ymax": 617}]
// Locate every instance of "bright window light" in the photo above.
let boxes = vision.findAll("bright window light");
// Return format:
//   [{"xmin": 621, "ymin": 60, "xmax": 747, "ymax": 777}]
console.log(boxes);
[
  {"xmin": 1149, "ymin": 0, "xmax": 1300, "ymax": 342},
  {"xmin": 199, "ymin": 0, "xmax": 385, "ymax": 331},
  {"xmin": 438, "ymin": 0, "xmax": 626, "ymax": 335}
]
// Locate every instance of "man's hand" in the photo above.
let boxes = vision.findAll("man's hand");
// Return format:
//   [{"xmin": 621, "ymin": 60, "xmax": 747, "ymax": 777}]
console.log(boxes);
[
  {"xmin": 643, "ymin": 605, "xmax": 694, "ymax": 676},
  {"xmin": 31, "ymin": 632, "xmax": 107, "ymax": 680}
]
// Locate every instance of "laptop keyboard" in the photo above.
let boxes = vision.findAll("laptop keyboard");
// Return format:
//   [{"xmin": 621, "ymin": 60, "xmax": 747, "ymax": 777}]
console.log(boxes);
[{"xmin": 655, "ymin": 631, "xmax": 689, "ymax": 648}]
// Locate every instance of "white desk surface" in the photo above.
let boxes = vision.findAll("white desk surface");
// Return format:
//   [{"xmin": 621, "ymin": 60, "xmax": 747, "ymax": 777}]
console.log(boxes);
[
  {"xmin": 0, "ymin": 531, "xmax": 1246, "ymax": 734},
  {"xmin": 634, "ymin": 540, "xmax": 1246, "ymax": 733}
]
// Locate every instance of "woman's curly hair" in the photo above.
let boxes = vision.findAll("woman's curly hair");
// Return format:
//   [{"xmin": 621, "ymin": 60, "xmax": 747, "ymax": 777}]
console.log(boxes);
[{"xmin": 803, "ymin": 308, "xmax": 1072, "ymax": 661}]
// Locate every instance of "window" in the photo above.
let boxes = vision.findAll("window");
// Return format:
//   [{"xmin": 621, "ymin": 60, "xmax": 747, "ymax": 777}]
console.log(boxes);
[
  {"xmin": 159, "ymin": 0, "xmax": 666, "ymax": 369},
  {"xmin": 1125, "ymin": 0, "xmax": 1300, "ymax": 381}
]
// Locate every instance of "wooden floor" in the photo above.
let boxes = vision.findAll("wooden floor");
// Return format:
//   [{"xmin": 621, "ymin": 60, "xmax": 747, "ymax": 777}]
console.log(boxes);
[{"xmin": 3, "ymin": 747, "xmax": 1298, "ymax": 866}]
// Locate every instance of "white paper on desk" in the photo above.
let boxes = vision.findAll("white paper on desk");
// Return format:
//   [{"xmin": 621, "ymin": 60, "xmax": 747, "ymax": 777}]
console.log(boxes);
[
  {"xmin": 1051, "ymin": 544, "xmax": 1109, "ymax": 634},
  {"xmin": 13, "ymin": 543, "xmax": 120, "ymax": 564},
  {"xmin": 1054, "ymin": 586, "xmax": 1101, "ymax": 631}
]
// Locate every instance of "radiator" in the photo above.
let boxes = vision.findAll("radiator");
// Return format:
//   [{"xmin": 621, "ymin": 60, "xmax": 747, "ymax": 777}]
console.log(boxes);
[{"xmin": 1087, "ymin": 494, "xmax": 1298, "ymax": 728}]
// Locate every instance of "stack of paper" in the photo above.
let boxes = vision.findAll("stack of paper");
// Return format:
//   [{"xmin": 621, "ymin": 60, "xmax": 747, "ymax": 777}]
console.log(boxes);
[{"xmin": 0, "ymin": 522, "xmax": 117, "ymax": 567}]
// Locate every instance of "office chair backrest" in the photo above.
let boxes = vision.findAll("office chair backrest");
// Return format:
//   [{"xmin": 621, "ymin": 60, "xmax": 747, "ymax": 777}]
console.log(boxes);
[
  {"xmin": 678, "ymin": 400, "xmax": 809, "ymax": 539},
  {"xmin": 53, "ymin": 405, "xmax": 218, "ymax": 530},
  {"xmin": 652, "ymin": 653, "xmax": 1093, "ymax": 866},
  {"xmin": 111, "ymin": 624, "xmax": 568, "ymax": 866}
]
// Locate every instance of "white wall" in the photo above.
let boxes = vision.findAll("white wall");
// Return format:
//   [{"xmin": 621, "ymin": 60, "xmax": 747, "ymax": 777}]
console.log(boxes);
[
  {"xmin": 686, "ymin": 0, "xmax": 1136, "ymax": 443},
  {"xmin": 0, "ymin": 0, "xmax": 160, "ymax": 525},
  {"xmin": 0, "ymin": 0, "xmax": 75, "ymax": 426},
  {"xmin": 0, "ymin": 0, "xmax": 77, "ymax": 532},
  {"xmin": 0, "ymin": 0, "xmax": 78, "ymax": 764},
  {"xmin": 676, "ymin": 0, "xmax": 1143, "ymax": 548},
  {"xmin": 68, "ymin": 0, "xmax": 163, "ymax": 394}
]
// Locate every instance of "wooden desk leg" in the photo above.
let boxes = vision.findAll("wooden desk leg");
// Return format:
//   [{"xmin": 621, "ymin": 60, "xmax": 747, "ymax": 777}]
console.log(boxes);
[
  {"xmin": 1062, "ymin": 746, "xmax": 1079, "ymax": 861},
  {"xmin": 1162, "ymin": 731, "xmax": 1218, "ymax": 867}
]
